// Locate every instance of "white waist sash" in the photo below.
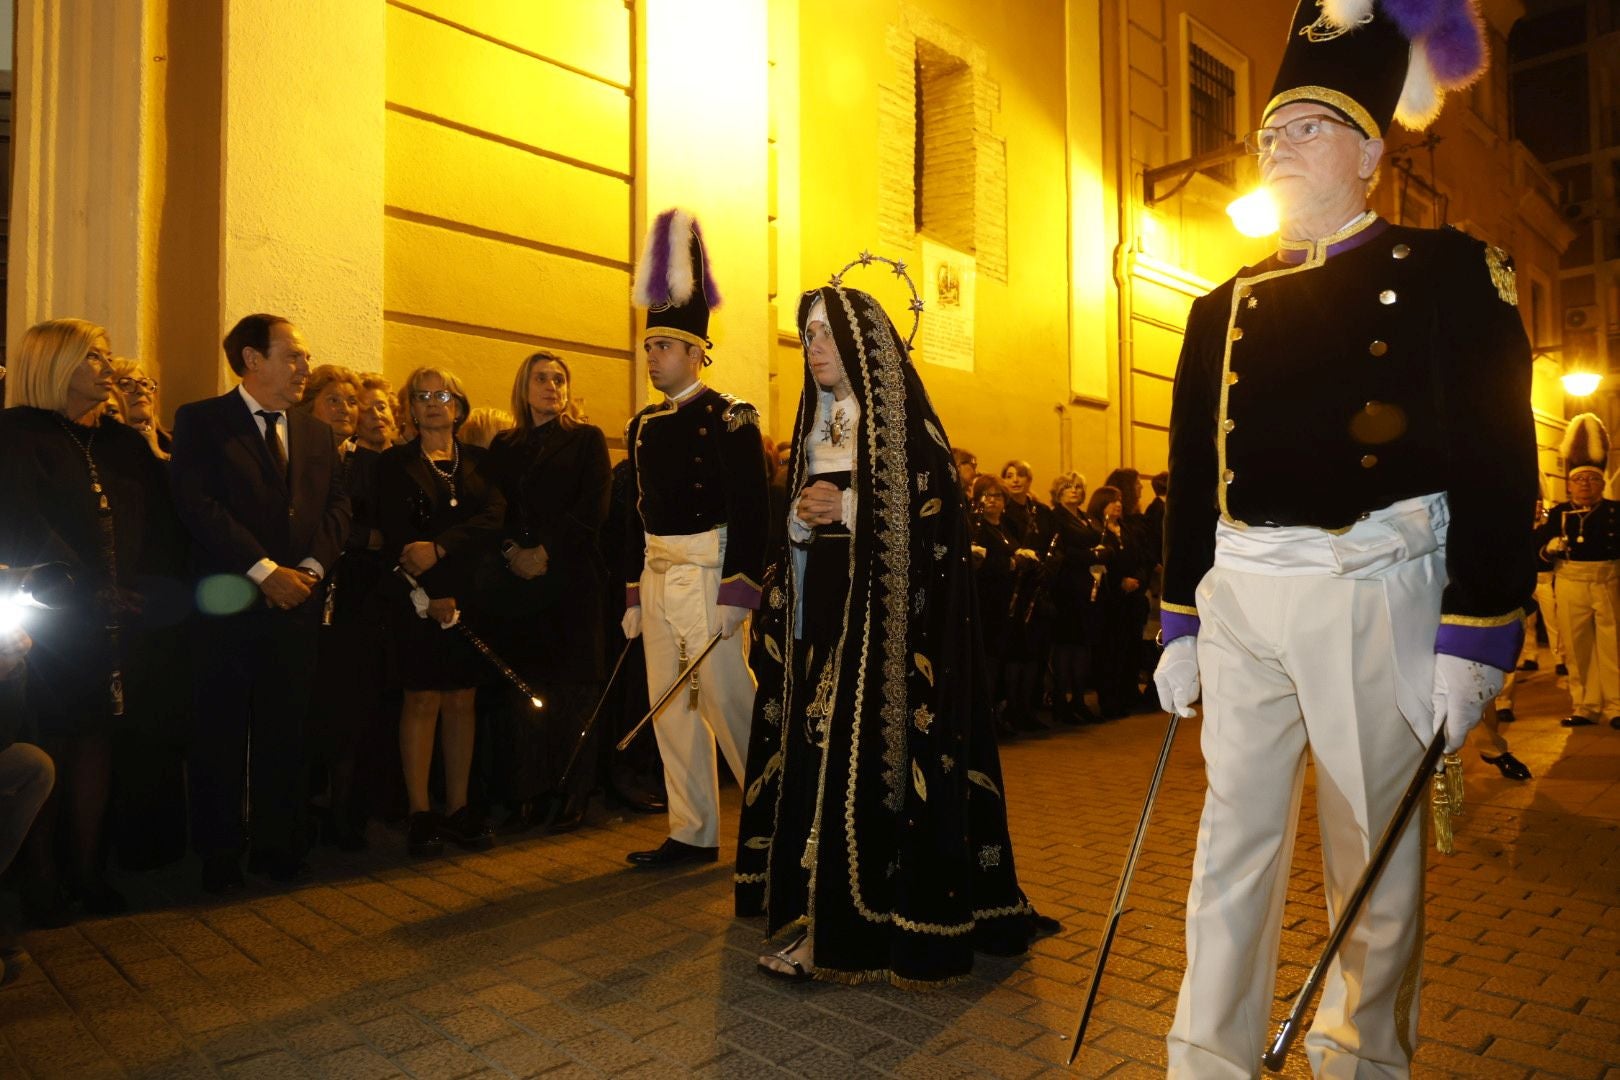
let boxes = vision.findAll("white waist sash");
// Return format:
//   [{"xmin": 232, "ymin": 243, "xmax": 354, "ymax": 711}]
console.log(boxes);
[{"xmin": 1211, "ymin": 492, "xmax": 1449, "ymax": 740}]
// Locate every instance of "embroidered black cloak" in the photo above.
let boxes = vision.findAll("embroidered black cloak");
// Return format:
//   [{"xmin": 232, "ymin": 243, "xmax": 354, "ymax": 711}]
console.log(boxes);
[{"xmin": 734, "ymin": 284, "xmax": 1044, "ymax": 985}]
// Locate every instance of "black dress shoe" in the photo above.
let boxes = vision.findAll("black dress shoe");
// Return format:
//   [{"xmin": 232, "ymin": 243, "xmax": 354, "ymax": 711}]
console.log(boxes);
[
  {"xmin": 408, "ymin": 811, "xmax": 445, "ymax": 857},
  {"xmin": 247, "ymin": 851, "xmax": 310, "ymax": 884},
  {"xmin": 1481, "ymin": 752, "xmax": 1532, "ymax": 781},
  {"xmin": 1556, "ymin": 663, "xmax": 1569, "ymax": 676},
  {"xmin": 442, "ymin": 806, "xmax": 495, "ymax": 851},
  {"xmin": 627, "ymin": 838, "xmax": 719, "ymax": 867},
  {"xmin": 548, "ymin": 800, "xmax": 587, "ymax": 834},
  {"xmin": 1562, "ymin": 715, "xmax": 1597, "ymax": 727},
  {"xmin": 1496, "ymin": 708, "xmax": 1517, "ymax": 724},
  {"xmin": 201, "ymin": 854, "xmax": 246, "ymax": 895},
  {"xmin": 1612, "ymin": 716, "xmax": 1620, "ymax": 730},
  {"xmin": 499, "ymin": 799, "xmax": 547, "ymax": 835},
  {"xmin": 1518, "ymin": 659, "xmax": 1539, "ymax": 672}
]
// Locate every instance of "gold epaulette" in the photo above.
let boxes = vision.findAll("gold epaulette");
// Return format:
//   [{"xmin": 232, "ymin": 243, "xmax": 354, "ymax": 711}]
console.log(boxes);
[
  {"xmin": 1485, "ymin": 244, "xmax": 1517, "ymax": 306},
  {"xmin": 720, "ymin": 394, "xmax": 761, "ymax": 432}
]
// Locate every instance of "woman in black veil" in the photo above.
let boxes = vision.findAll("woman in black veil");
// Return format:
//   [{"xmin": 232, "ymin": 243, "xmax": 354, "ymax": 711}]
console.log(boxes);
[{"xmin": 735, "ymin": 271, "xmax": 1055, "ymax": 986}]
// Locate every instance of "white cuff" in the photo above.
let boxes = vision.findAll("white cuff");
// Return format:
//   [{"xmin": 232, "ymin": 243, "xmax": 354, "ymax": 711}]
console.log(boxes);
[
  {"xmin": 246, "ymin": 558, "xmax": 277, "ymax": 584},
  {"xmin": 298, "ymin": 557, "xmax": 324, "ymax": 580},
  {"xmin": 841, "ymin": 488, "xmax": 857, "ymax": 529}
]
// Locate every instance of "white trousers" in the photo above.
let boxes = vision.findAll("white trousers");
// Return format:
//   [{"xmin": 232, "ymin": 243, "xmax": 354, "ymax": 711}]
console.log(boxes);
[
  {"xmin": 1554, "ymin": 559, "xmax": 1620, "ymax": 720},
  {"xmin": 640, "ymin": 530, "xmax": 755, "ymax": 848},
  {"xmin": 1168, "ymin": 497, "xmax": 1440, "ymax": 1079},
  {"xmin": 1527, "ymin": 571, "xmax": 1563, "ymax": 666}
]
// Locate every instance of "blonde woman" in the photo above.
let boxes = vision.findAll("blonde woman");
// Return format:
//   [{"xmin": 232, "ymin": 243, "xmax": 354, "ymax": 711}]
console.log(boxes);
[
  {"xmin": 375, "ymin": 366, "xmax": 505, "ymax": 855},
  {"xmin": 481, "ymin": 351, "xmax": 610, "ymax": 833},
  {"xmin": 458, "ymin": 406, "xmax": 515, "ymax": 450},
  {"xmin": 0, "ymin": 319, "xmax": 186, "ymax": 924}
]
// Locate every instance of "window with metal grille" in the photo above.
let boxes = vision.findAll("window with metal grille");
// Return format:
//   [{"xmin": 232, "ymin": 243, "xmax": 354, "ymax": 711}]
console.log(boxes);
[{"xmin": 1190, "ymin": 43, "xmax": 1236, "ymax": 185}]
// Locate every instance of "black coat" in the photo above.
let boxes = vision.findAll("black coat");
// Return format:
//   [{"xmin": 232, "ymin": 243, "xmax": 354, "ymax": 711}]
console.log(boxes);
[
  {"xmin": 0, "ymin": 408, "xmax": 188, "ymax": 726},
  {"xmin": 171, "ymin": 389, "xmax": 351, "ymax": 583},
  {"xmin": 374, "ymin": 439, "xmax": 505, "ymax": 606},
  {"xmin": 1163, "ymin": 219, "xmax": 1537, "ymax": 639},
  {"xmin": 482, "ymin": 421, "xmax": 611, "ymax": 680}
]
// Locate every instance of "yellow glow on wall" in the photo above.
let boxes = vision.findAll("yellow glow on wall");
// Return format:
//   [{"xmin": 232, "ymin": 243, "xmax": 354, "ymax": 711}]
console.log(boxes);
[{"xmin": 1226, "ymin": 188, "xmax": 1279, "ymax": 238}]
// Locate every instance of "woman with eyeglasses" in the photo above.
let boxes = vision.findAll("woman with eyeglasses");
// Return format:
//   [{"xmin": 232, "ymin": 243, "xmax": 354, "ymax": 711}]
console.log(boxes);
[
  {"xmin": 108, "ymin": 359, "xmax": 172, "ymax": 459},
  {"xmin": 376, "ymin": 367, "xmax": 506, "ymax": 856},
  {"xmin": 0, "ymin": 319, "xmax": 188, "ymax": 925}
]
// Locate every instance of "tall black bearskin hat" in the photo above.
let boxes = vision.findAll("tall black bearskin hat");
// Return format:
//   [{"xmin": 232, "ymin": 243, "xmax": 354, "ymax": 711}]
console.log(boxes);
[
  {"xmin": 1562, "ymin": 413, "xmax": 1610, "ymax": 481},
  {"xmin": 633, "ymin": 208, "xmax": 722, "ymax": 351},
  {"xmin": 1265, "ymin": 0, "xmax": 1489, "ymax": 136}
]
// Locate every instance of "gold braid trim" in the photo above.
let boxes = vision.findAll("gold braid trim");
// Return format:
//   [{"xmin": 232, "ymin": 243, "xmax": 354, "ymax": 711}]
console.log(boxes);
[{"xmin": 812, "ymin": 966, "xmax": 972, "ymax": 990}]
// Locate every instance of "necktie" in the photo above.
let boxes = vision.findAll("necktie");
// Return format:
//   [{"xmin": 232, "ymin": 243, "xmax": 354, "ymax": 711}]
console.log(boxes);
[{"xmin": 256, "ymin": 410, "xmax": 287, "ymax": 475}]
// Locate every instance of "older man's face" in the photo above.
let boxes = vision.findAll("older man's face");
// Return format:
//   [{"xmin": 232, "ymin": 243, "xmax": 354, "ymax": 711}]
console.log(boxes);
[{"xmin": 1260, "ymin": 102, "xmax": 1382, "ymax": 223}]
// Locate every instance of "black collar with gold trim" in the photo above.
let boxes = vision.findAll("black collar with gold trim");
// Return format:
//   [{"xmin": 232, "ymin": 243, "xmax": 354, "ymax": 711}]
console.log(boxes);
[{"xmin": 1276, "ymin": 212, "xmax": 1387, "ymax": 266}]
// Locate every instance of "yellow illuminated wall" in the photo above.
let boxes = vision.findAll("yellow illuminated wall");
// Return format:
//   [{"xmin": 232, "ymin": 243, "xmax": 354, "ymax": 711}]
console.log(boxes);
[
  {"xmin": 382, "ymin": 0, "xmax": 637, "ymax": 439},
  {"xmin": 791, "ymin": 0, "xmax": 1080, "ymax": 488}
]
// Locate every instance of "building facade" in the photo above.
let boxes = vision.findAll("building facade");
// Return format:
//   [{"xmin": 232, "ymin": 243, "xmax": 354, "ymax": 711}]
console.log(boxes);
[{"xmin": 6, "ymin": 0, "xmax": 1572, "ymax": 494}]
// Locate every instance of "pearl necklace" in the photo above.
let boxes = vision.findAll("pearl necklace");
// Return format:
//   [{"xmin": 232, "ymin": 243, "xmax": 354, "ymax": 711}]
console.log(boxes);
[{"xmin": 422, "ymin": 438, "xmax": 461, "ymax": 507}]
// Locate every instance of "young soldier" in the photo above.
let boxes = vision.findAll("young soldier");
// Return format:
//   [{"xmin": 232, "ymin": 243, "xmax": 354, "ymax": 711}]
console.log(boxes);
[{"xmin": 621, "ymin": 209, "xmax": 768, "ymax": 867}]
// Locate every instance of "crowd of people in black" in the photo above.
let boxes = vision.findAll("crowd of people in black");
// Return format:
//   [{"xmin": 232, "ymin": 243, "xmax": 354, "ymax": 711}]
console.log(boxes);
[
  {"xmin": 0, "ymin": 312, "xmax": 1166, "ymax": 953},
  {"xmin": 958, "ymin": 453, "xmax": 1168, "ymax": 736}
]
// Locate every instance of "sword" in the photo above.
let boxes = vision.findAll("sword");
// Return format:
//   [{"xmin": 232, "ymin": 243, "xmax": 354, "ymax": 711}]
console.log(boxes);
[
  {"xmin": 393, "ymin": 565, "xmax": 545, "ymax": 709},
  {"xmin": 615, "ymin": 631, "xmax": 724, "ymax": 752},
  {"xmin": 1065, "ymin": 710, "xmax": 1182, "ymax": 1064},
  {"xmin": 542, "ymin": 638, "xmax": 636, "ymax": 827},
  {"xmin": 1261, "ymin": 729, "xmax": 1447, "ymax": 1072}
]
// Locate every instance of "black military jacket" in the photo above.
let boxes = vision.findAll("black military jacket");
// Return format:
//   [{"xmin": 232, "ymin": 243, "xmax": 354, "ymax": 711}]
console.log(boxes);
[
  {"xmin": 1161, "ymin": 215, "xmax": 1537, "ymax": 646},
  {"xmin": 1537, "ymin": 500, "xmax": 1620, "ymax": 562},
  {"xmin": 624, "ymin": 384, "xmax": 769, "ymax": 608}
]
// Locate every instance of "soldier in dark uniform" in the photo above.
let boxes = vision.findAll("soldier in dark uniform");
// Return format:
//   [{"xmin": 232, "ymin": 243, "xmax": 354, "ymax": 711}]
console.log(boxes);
[
  {"xmin": 1152, "ymin": 2, "xmax": 1538, "ymax": 1074},
  {"xmin": 1538, "ymin": 414, "xmax": 1620, "ymax": 728},
  {"xmin": 620, "ymin": 208, "xmax": 768, "ymax": 868}
]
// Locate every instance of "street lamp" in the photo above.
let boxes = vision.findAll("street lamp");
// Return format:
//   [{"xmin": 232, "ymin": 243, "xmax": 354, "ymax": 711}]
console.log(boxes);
[
  {"xmin": 1562, "ymin": 371, "xmax": 1602, "ymax": 397},
  {"xmin": 1143, "ymin": 141, "xmax": 1277, "ymax": 238}
]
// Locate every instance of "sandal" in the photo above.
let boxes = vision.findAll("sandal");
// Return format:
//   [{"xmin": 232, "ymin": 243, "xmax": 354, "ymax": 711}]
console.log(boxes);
[{"xmin": 756, "ymin": 933, "xmax": 814, "ymax": 983}]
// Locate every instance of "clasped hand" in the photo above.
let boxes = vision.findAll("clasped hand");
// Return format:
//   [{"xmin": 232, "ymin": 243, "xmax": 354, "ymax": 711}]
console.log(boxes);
[
  {"xmin": 400, "ymin": 540, "xmax": 439, "ymax": 576},
  {"xmin": 260, "ymin": 566, "xmax": 313, "ymax": 610},
  {"xmin": 507, "ymin": 544, "xmax": 549, "ymax": 580},
  {"xmin": 795, "ymin": 481, "xmax": 843, "ymax": 527}
]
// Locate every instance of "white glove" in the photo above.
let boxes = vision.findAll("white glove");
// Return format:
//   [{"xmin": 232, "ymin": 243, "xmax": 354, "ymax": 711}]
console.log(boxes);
[
  {"xmin": 621, "ymin": 606, "xmax": 642, "ymax": 640},
  {"xmin": 718, "ymin": 604, "xmax": 750, "ymax": 640},
  {"xmin": 1431, "ymin": 654, "xmax": 1502, "ymax": 753},
  {"xmin": 1153, "ymin": 636, "xmax": 1200, "ymax": 718}
]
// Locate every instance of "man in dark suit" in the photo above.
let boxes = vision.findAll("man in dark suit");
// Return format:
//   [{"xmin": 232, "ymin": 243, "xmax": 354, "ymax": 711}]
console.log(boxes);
[{"xmin": 171, "ymin": 314, "xmax": 350, "ymax": 892}]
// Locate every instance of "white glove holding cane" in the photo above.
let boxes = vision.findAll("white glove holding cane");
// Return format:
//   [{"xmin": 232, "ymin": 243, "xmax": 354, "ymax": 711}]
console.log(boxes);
[
  {"xmin": 1430, "ymin": 654, "xmax": 1502, "ymax": 754},
  {"xmin": 621, "ymin": 606, "xmax": 643, "ymax": 640},
  {"xmin": 1153, "ymin": 636, "xmax": 1200, "ymax": 718}
]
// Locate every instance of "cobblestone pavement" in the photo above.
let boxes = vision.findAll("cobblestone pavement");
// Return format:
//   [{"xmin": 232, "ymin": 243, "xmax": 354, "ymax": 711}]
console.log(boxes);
[{"xmin": 2, "ymin": 650, "xmax": 1616, "ymax": 1079}]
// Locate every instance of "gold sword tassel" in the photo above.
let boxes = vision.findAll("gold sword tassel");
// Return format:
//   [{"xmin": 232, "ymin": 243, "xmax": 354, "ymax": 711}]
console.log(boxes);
[
  {"xmin": 679, "ymin": 639, "xmax": 700, "ymax": 709},
  {"xmin": 1430, "ymin": 753, "xmax": 1464, "ymax": 855}
]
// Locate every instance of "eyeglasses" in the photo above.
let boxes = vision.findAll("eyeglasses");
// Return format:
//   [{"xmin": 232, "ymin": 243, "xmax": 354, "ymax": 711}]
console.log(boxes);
[
  {"xmin": 116, "ymin": 377, "xmax": 158, "ymax": 394},
  {"xmin": 410, "ymin": 390, "xmax": 455, "ymax": 404},
  {"xmin": 1243, "ymin": 113, "xmax": 1361, "ymax": 156}
]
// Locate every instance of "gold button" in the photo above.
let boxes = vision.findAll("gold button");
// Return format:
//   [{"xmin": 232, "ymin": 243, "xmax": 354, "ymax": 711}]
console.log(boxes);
[
  {"xmin": 1379, "ymin": 290, "xmax": 1397, "ymax": 305},
  {"xmin": 1364, "ymin": 401, "xmax": 1382, "ymax": 415},
  {"xmin": 1230, "ymin": 327, "xmax": 1245, "ymax": 341},
  {"xmin": 1226, "ymin": 371, "xmax": 1240, "ymax": 385},
  {"xmin": 1369, "ymin": 340, "xmax": 1388, "ymax": 357},
  {"xmin": 1237, "ymin": 285, "xmax": 1252, "ymax": 299},
  {"xmin": 694, "ymin": 481, "xmax": 704, "ymax": 489},
  {"xmin": 1222, "ymin": 418, "xmax": 1236, "ymax": 432},
  {"xmin": 1360, "ymin": 454, "xmax": 1378, "ymax": 468},
  {"xmin": 694, "ymin": 456, "xmax": 703, "ymax": 464},
  {"xmin": 698, "ymin": 427, "xmax": 708, "ymax": 435},
  {"xmin": 1392, "ymin": 244, "xmax": 1411, "ymax": 259},
  {"xmin": 1222, "ymin": 469, "xmax": 1235, "ymax": 483}
]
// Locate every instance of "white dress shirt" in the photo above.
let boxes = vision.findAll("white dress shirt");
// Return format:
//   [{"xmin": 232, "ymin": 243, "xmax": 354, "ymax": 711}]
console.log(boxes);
[{"xmin": 237, "ymin": 384, "xmax": 324, "ymax": 584}]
